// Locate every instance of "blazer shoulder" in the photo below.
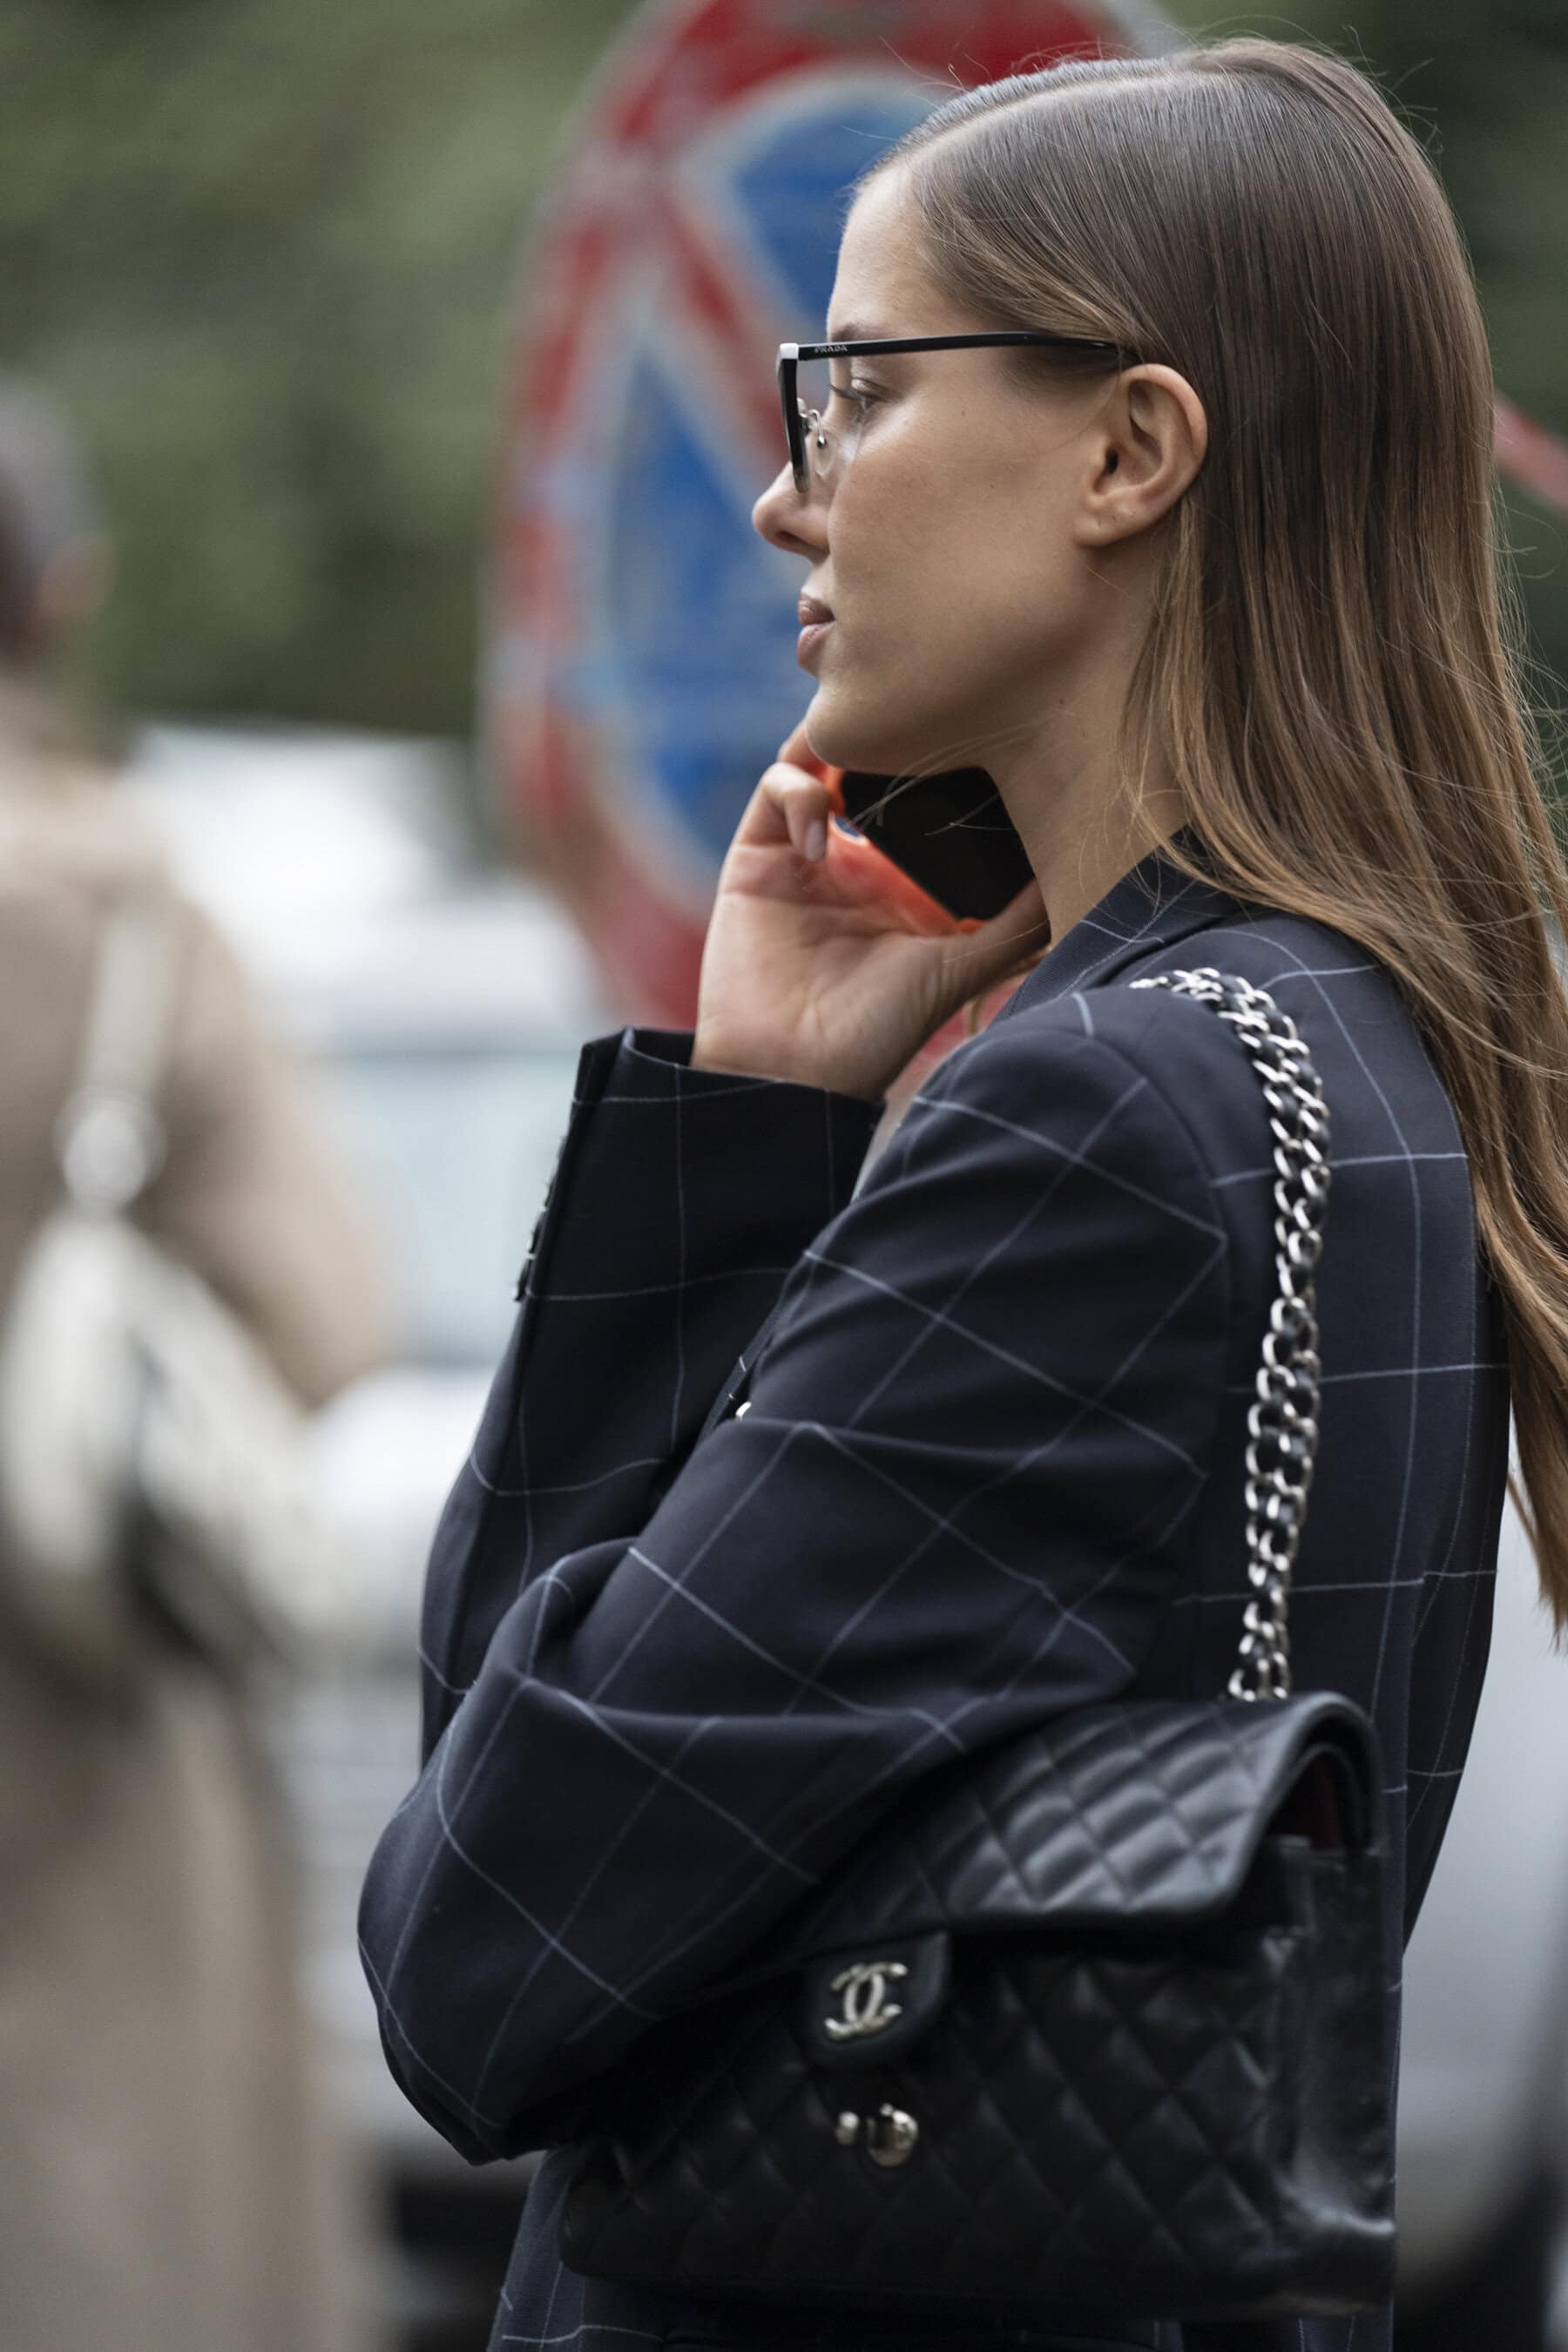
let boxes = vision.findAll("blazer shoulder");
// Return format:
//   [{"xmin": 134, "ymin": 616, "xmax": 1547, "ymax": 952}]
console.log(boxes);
[
  {"xmin": 937, "ymin": 973, "xmax": 1274, "ymax": 1203},
  {"xmin": 1113, "ymin": 908, "xmax": 1456, "ymax": 1157},
  {"xmin": 1105, "ymin": 905, "xmax": 1416, "ymax": 1047},
  {"xmin": 982, "ymin": 903, "xmax": 1440, "ymax": 1171}
]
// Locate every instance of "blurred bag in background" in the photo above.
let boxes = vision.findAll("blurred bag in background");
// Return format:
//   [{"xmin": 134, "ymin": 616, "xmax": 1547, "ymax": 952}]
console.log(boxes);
[{"xmin": 1, "ymin": 888, "xmax": 366, "ymax": 1689}]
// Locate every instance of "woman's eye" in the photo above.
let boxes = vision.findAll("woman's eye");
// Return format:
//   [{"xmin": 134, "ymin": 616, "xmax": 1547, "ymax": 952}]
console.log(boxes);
[{"xmin": 828, "ymin": 382, "xmax": 878, "ymax": 411}]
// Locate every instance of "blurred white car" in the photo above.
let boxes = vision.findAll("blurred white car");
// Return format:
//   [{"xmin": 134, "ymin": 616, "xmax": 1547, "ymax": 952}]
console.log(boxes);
[{"xmin": 123, "ymin": 721, "xmax": 1568, "ymax": 2349}]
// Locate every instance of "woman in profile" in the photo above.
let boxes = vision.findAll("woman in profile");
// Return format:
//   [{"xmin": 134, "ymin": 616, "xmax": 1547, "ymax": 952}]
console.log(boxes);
[{"xmin": 362, "ymin": 40, "xmax": 1567, "ymax": 2352}]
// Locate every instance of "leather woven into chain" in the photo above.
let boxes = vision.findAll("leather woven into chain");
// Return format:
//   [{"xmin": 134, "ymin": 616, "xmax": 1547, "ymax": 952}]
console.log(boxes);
[{"xmin": 1131, "ymin": 970, "xmax": 1331, "ymax": 1701}]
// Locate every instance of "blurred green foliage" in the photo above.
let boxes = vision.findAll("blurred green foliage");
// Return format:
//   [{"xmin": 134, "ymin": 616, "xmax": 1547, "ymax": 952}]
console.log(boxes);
[
  {"xmin": 0, "ymin": 0, "xmax": 636, "ymax": 730},
  {"xmin": 0, "ymin": 0, "xmax": 1562, "ymax": 747}
]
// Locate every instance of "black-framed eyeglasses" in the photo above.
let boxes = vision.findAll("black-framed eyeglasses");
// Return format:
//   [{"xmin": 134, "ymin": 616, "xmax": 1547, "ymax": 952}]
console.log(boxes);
[{"xmin": 776, "ymin": 333, "xmax": 1129, "ymax": 495}]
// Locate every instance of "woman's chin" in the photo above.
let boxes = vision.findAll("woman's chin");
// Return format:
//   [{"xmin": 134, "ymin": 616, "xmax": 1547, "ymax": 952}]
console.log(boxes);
[{"xmin": 801, "ymin": 686, "xmax": 939, "ymax": 781}]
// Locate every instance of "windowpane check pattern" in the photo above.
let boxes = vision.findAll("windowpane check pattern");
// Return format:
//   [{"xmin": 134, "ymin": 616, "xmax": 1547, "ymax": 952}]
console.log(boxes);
[{"xmin": 361, "ymin": 851, "xmax": 1509, "ymax": 2352}]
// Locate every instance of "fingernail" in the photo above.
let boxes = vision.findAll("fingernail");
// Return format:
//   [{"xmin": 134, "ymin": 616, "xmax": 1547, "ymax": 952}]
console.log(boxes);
[{"xmin": 804, "ymin": 818, "xmax": 827, "ymax": 862}]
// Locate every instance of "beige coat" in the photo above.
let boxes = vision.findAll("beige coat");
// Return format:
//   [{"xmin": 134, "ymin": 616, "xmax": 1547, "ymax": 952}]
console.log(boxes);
[{"xmin": 0, "ymin": 690, "xmax": 390, "ymax": 2351}]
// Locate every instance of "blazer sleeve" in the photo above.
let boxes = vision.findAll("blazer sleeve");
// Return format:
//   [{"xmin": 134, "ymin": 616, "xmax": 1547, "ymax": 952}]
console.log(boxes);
[
  {"xmin": 416, "ymin": 1026, "xmax": 885, "ymax": 1749},
  {"xmin": 360, "ymin": 996, "xmax": 1234, "ymax": 2164}
]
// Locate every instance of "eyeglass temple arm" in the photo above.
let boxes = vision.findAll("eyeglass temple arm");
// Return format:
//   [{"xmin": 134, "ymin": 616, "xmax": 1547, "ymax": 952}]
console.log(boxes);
[{"xmin": 787, "ymin": 333, "xmax": 1124, "ymax": 360}]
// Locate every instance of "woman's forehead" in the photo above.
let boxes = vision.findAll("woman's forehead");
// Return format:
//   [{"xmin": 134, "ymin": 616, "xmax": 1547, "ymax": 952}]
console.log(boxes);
[{"xmin": 827, "ymin": 169, "xmax": 960, "ymax": 341}]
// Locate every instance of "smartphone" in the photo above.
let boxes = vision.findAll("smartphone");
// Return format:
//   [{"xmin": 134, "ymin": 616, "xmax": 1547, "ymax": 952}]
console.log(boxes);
[{"xmin": 835, "ymin": 767, "xmax": 1034, "ymax": 922}]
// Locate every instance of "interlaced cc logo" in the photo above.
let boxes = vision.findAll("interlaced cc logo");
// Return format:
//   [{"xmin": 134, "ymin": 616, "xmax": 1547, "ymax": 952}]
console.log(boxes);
[{"xmin": 823, "ymin": 1958, "xmax": 909, "ymax": 2042}]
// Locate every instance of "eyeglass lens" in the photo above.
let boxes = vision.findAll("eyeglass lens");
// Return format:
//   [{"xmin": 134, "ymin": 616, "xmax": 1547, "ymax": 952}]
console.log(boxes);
[{"xmin": 794, "ymin": 358, "xmax": 861, "ymax": 488}]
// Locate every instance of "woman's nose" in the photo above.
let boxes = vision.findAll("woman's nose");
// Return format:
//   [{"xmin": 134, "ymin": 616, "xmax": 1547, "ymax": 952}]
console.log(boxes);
[{"xmin": 752, "ymin": 462, "xmax": 827, "ymax": 558}]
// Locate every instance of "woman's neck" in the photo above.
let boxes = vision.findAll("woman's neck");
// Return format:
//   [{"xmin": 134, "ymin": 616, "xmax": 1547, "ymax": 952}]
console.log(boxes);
[
  {"xmin": 987, "ymin": 560, "xmax": 1181, "ymax": 943},
  {"xmin": 993, "ymin": 732, "xmax": 1184, "ymax": 949}
]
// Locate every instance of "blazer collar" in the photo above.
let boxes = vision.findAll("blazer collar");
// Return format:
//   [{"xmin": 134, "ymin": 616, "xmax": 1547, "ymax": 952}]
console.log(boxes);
[{"xmin": 999, "ymin": 836, "xmax": 1245, "ymax": 1020}]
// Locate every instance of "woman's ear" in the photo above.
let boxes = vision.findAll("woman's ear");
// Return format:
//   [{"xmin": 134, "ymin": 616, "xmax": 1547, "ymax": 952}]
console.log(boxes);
[{"xmin": 1075, "ymin": 364, "xmax": 1207, "ymax": 548}]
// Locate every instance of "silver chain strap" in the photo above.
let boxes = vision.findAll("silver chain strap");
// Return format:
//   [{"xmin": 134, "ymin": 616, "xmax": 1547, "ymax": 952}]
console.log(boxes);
[{"xmin": 1130, "ymin": 969, "xmax": 1331, "ymax": 1701}]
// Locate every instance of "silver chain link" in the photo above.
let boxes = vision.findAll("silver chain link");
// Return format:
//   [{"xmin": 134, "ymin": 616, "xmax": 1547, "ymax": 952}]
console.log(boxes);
[{"xmin": 1131, "ymin": 969, "xmax": 1331, "ymax": 1701}]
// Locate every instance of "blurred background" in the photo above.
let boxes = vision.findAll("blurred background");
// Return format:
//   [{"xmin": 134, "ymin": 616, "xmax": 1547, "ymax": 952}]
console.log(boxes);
[
  {"xmin": 0, "ymin": 1, "xmax": 1565, "ymax": 2348},
  {"xmin": 1, "ymin": 0, "xmax": 1564, "ymax": 743}
]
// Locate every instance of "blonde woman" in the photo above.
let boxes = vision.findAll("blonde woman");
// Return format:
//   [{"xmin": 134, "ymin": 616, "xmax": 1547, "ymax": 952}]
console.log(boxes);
[{"xmin": 362, "ymin": 41, "xmax": 1563, "ymax": 2352}]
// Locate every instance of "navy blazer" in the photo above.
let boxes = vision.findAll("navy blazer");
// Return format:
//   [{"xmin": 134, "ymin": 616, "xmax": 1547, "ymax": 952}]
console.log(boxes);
[{"xmin": 360, "ymin": 850, "xmax": 1510, "ymax": 2352}]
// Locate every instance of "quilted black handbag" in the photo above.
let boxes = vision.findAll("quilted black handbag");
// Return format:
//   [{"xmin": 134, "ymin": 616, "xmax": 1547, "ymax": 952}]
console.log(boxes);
[{"xmin": 560, "ymin": 970, "xmax": 1396, "ymax": 2322}]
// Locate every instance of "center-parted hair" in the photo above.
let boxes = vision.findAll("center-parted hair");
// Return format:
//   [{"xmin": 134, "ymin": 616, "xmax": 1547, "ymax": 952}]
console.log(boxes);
[{"xmin": 863, "ymin": 40, "xmax": 1568, "ymax": 1626}]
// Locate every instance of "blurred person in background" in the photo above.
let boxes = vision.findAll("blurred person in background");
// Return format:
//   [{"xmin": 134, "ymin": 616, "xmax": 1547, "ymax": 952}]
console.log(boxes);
[{"xmin": 0, "ymin": 379, "xmax": 389, "ymax": 2350}]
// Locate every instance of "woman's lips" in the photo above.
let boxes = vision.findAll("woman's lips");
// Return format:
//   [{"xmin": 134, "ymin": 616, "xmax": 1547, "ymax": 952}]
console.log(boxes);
[{"xmin": 796, "ymin": 592, "xmax": 835, "ymax": 669}]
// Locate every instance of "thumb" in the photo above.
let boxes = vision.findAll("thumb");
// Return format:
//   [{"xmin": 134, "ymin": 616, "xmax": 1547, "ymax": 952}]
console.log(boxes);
[{"xmin": 943, "ymin": 875, "xmax": 1051, "ymax": 998}]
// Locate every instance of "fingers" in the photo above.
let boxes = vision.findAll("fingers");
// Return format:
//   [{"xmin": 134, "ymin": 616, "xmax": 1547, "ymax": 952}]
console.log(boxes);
[
  {"xmin": 988, "ymin": 875, "xmax": 1051, "ymax": 957},
  {"xmin": 740, "ymin": 758, "xmax": 835, "ymax": 864},
  {"xmin": 776, "ymin": 716, "xmax": 823, "ymax": 775},
  {"xmin": 717, "ymin": 718, "xmax": 843, "ymax": 870}
]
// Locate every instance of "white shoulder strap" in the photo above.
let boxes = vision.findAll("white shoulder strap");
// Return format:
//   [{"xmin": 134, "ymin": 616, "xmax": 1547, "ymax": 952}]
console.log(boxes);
[{"xmin": 55, "ymin": 894, "xmax": 184, "ymax": 1213}]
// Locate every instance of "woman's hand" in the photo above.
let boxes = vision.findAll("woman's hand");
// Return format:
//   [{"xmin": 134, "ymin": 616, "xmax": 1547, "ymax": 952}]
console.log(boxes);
[{"xmin": 692, "ymin": 720, "xmax": 1050, "ymax": 1101}]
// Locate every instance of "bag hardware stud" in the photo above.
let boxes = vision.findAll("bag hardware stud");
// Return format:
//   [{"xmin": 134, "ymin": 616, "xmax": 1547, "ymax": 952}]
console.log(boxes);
[
  {"xmin": 824, "ymin": 1958, "xmax": 909, "ymax": 2042},
  {"xmin": 834, "ymin": 2104, "xmax": 920, "ymax": 2166}
]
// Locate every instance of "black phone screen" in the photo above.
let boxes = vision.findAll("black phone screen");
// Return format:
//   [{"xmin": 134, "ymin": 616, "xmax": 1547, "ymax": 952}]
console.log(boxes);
[{"xmin": 837, "ymin": 767, "xmax": 1034, "ymax": 922}]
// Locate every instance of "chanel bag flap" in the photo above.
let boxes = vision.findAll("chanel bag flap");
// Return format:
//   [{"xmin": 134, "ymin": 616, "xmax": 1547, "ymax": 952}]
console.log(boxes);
[{"xmin": 560, "ymin": 971, "xmax": 1396, "ymax": 2322}]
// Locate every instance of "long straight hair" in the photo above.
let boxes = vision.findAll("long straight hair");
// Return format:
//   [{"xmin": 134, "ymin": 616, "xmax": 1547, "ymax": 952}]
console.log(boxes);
[{"xmin": 865, "ymin": 39, "xmax": 1568, "ymax": 1627}]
